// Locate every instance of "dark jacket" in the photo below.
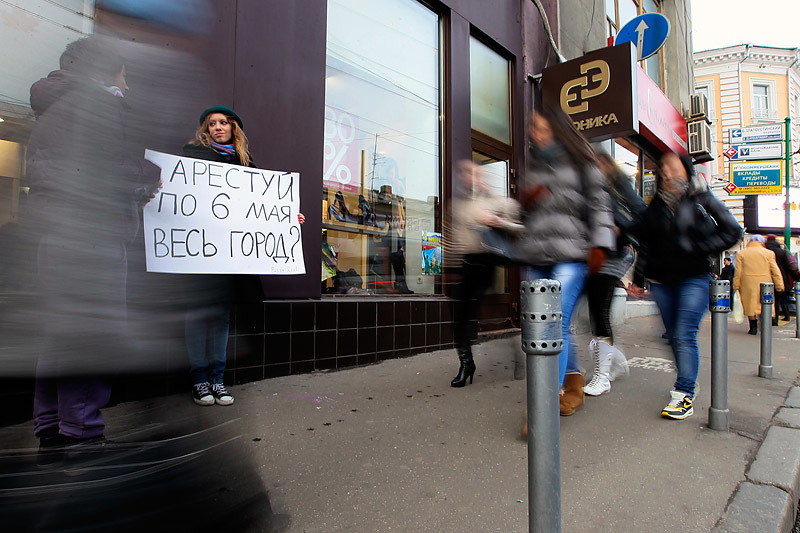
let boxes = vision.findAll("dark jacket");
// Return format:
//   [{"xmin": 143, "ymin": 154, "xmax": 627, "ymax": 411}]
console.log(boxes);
[
  {"xmin": 30, "ymin": 70, "xmax": 81, "ymax": 118},
  {"xmin": 181, "ymin": 142, "xmax": 260, "ymax": 306},
  {"xmin": 27, "ymin": 76, "xmax": 159, "ymax": 244},
  {"xmin": 719, "ymin": 264, "xmax": 735, "ymax": 283},
  {"xmin": 599, "ymin": 171, "xmax": 646, "ymax": 279},
  {"xmin": 636, "ymin": 183, "xmax": 742, "ymax": 285},
  {"xmin": 765, "ymin": 239, "xmax": 800, "ymax": 292},
  {"xmin": 182, "ymin": 143, "xmax": 256, "ymax": 168}
]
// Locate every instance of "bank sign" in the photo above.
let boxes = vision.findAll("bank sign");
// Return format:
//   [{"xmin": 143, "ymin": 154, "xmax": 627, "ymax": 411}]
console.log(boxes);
[
  {"xmin": 541, "ymin": 42, "xmax": 638, "ymax": 141},
  {"xmin": 730, "ymin": 160, "xmax": 784, "ymax": 195}
]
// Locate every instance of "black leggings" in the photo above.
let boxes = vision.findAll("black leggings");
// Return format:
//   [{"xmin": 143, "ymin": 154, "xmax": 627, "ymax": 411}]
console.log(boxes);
[
  {"xmin": 452, "ymin": 254, "xmax": 496, "ymax": 353},
  {"xmin": 585, "ymin": 273, "xmax": 617, "ymax": 343}
]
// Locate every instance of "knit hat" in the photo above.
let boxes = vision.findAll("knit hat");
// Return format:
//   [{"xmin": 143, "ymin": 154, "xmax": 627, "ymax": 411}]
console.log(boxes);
[
  {"xmin": 199, "ymin": 105, "xmax": 243, "ymax": 129},
  {"xmin": 766, "ymin": 234, "xmax": 777, "ymax": 241}
]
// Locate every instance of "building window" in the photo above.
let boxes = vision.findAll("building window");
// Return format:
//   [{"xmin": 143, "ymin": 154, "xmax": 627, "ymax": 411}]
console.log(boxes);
[
  {"xmin": 322, "ymin": 0, "xmax": 441, "ymax": 295},
  {"xmin": 470, "ymin": 36, "xmax": 512, "ymax": 294},
  {"xmin": 752, "ymin": 82, "xmax": 774, "ymax": 120}
]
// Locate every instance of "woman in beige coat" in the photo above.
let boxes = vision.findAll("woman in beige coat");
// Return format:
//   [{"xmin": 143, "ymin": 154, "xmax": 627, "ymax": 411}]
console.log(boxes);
[{"xmin": 733, "ymin": 235, "xmax": 784, "ymax": 334}]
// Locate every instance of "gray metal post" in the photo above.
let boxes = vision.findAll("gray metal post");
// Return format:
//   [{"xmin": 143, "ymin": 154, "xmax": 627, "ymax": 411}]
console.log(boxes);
[
  {"xmin": 759, "ymin": 282, "xmax": 774, "ymax": 378},
  {"xmin": 795, "ymin": 282, "xmax": 799, "ymax": 339},
  {"xmin": 708, "ymin": 280, "xmax": 730, "ymax": 431},
  {"xmin": 521, "ymin": 279, "xmax": 562, "ymax": 533}
]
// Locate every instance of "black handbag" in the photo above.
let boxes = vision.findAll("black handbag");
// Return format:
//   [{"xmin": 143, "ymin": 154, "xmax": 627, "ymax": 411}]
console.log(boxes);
[{"xmin": 478, "ymin": 227, "xmax": 526, "ymax": 265}]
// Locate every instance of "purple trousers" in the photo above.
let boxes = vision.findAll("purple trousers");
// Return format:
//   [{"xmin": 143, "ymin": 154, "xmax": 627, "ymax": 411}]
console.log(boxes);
[{"xmin": 33, "ymin": 235, "xmax": 127, "ymax": 439}]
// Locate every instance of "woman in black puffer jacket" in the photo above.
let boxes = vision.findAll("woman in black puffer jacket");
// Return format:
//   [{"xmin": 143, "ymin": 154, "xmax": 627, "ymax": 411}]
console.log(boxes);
[{"xmin": 635, "ymin": 152, "xmax": 741, "ymax": 420}]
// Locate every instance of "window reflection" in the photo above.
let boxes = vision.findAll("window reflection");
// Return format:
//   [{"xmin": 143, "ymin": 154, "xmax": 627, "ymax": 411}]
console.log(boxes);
[{"xmin": 322, "ymin": 0, "xmax": 441, "ymax": 295}]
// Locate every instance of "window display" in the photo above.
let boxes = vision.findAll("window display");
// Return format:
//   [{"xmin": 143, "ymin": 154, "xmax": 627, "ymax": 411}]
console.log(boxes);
[{"xmin": 322, "ymin": 0, "xmax": 441, "ymax": 295}]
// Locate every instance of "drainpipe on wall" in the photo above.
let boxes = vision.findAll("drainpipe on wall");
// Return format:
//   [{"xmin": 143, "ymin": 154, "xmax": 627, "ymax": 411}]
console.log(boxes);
[{"xmin": 530, "ymin": 0, "xmax": 566, "ymax": 63}]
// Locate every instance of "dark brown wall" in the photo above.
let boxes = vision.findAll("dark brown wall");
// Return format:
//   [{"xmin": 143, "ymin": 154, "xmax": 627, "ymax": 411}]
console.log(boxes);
[{"xmin": 231, "ymin": 0, "xmax": 327, "ymax": 298}]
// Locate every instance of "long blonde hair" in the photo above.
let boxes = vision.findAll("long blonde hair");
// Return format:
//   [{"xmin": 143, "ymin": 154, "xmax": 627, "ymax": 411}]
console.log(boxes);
[{"xmin": 190, "ymin": 114, "xmax": 252, "ymax": 167}]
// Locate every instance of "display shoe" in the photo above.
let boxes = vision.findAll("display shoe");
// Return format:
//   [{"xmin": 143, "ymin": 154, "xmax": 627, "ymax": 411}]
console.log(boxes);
[
  {"xmin": 560, "ymin": 372, "xmax": 585, "ymax": 416},
  {"xmin": 583, "ymin": 338, "xmax": 612, "ymax": 396},
  {"xmin": 359, "ymin": 194, "xmax": 384, "ymax": 228},
  {"xmin": 609, "ymin": 344, "xmax": 630, "ymax": 381}
]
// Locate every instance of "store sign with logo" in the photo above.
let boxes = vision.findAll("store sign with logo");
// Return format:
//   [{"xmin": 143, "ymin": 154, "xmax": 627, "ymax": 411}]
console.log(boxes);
[{"xmin": 542, "ymin": 42, "xmax": 638, "ymax": 141}]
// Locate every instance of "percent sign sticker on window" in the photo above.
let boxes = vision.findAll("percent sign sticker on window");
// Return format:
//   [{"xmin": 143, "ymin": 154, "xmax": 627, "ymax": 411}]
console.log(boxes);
[{"xmin": 323, "ymin": 107, "xmax": 359, "ymax": 192}]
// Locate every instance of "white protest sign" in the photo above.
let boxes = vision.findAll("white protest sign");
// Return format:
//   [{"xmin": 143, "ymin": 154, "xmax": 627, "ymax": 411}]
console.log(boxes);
[{"xmin": 143, "ymin": 149, "xmax": 305, "ymax": 275}]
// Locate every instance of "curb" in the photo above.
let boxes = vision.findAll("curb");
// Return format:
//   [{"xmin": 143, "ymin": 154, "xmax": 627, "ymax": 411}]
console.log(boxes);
[{"xmin": 714, "ymin": 386, "xmax": 800, "ymax": 533}]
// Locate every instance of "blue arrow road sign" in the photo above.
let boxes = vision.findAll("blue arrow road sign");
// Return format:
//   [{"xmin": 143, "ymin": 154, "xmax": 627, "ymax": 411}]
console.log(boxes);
[{"xmin": 615, "ymin": 13, "xmax": 670, "ymax": 60}]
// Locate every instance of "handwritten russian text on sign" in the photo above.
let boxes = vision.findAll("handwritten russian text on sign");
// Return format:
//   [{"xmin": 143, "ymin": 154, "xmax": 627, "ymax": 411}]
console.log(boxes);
[
  {"xmin": 143, "ymin": 150, "xmax": 305, "ymax": 275},
  {"xmin": 730, "ymin": 159, "xmax": 784, "ymax": 195}
]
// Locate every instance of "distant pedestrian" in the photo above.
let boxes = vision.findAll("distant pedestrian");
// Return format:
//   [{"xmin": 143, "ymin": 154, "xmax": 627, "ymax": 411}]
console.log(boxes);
[
  {"xmin": 764, "ymin": 235, "xmax": 799, "ymax": 322},
  {"xmin": 518, "ymin": 106, "xmax": 616, "ymax": 422},
  {"xmin": 182, "ymin": 105, "xmax": 304, "ymax": 406},
  {"xmin": 733, "ymin": 235, "xmax": 784, "ymax": 334},
  {"xmin": 583, "ymin": 153, "xmax": 645, "ymax": 397},
  {"xmin": 635, "ymin": 152, "xmax": 741, "ymax": 420},
  {"xmin": 719, "ymin": 256, "xmax": 735, "ymax": 283}
]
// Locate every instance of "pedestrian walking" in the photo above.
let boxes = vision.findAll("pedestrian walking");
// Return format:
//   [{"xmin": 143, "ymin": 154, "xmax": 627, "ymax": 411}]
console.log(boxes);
[
  {"xmin": 764, "ymin": 235, "xmax": 799, "ymax": 322},
  {"xmin": 27, "ymin": 37, "xmax": 160, "ymax": 462},
  {"xmin": 635, "ymin": 152, "xmax": 741, "ymax": 420},
  {"xmin": 182, "ymin": 105, "xmax": 305, "ymax": 406},
  {"xmin": 583, "ymin": 153, "xmax": 645, "ymax": 396},
  {"xmin": 447, "ymin": 161, "xmax": 524, "ymax": 387},
  {"xmin": 732, "ymin": 235, "xmax": 784, "ymax": 334},
  {"xmin": 517, "ymin": 106, "xmax": 616, "ymax": 418}
]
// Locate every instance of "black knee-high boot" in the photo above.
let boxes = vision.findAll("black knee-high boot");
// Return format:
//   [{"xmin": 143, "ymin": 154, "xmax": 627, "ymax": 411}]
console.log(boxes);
[
  {"xmin": 748, "ymin": 319, "xmax": 758, "ymax": 335},
  {"xmin": 451, "ymin": 345, "xmax": 476, "ymax": 387}
]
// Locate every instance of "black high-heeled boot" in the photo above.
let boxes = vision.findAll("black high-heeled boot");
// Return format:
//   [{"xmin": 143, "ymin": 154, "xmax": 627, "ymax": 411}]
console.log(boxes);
[
  {"xmin": 748, "ymin": 319, "xmax": 758, "ymax": 335},
  {"xmin": 451, "ymin": 348, "xmax": 476, "ymax": 387}
]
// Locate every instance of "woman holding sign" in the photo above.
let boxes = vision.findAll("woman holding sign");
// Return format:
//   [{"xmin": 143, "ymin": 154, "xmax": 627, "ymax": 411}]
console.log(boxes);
[{"xmin": 182, "ymin": 105, "xmax": 304, "ymax": 406}]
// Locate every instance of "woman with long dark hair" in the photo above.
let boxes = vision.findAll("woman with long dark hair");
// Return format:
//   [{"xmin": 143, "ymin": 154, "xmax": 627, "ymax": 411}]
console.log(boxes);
[
  {"xmin": 518, "ymin": 106, "xmax": 616, "ymax": 421},
  {"xmin": 636, "ymin": 152, "xmax": 741, "ymax": 419},
  {"xmin": 182, "ymin": 105, "xmax": 303, "ymax": 406},
  {"xmin": 582, "ymin": 153, "xmax": 645, "ymax": 396}
]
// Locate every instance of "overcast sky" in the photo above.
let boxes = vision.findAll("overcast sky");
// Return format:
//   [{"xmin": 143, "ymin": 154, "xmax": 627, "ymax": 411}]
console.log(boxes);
[{"xmin": 691, "ymin": 0, "xmax": 800, "ymax": 52}]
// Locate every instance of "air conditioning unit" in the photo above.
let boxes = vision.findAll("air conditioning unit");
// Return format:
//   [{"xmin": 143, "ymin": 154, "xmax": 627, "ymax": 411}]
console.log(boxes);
[
  {"xmin": 688, "ymin": 121, "xmax": 714, "ymax": 163},
  {"xmin": 689, "ymin": 92, "xmax": 711, "ymax": 123}
]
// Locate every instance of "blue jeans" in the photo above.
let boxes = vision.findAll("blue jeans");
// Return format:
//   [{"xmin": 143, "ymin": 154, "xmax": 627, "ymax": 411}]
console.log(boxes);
[
  {"xmin": 186, "ymin": 303, "xmax": 230, "ymax": 385},
  {"xmin": 523, "ymin": 262, "xmax": 588, "ymax": 387},
  {"xmin": 650, "ymin": 274, "xmax": 710, "ymax": 397}
]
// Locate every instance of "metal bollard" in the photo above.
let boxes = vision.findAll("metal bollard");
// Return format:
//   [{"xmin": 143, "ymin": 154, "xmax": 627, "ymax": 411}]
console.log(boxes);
[
  {"xmin": 759, "ymin": 282, "xmax": 774, "ymax": 378},
  {"xmin": 708, "ymin": 280, "xmax": 730, "ymax": 431},
  {"xmin": 521, "ymin": 279, "xmax": 562, "ymax": 533},
  {"xmin": 795, "ymin": 282, "xmax": 800, "ymax": 339}
]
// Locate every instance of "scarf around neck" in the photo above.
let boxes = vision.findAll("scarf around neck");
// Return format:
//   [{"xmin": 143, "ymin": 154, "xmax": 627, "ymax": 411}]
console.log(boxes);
[{"xmin": 210, "ymin": 142, "xmax": 236, "ymax": 159}]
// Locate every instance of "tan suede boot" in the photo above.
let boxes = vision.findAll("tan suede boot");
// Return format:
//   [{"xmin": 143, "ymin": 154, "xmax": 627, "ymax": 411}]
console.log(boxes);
[
  {"xmin": 521, "ymin": 410, "xmax": 527, "ymax": 440},
  {"xmin": 560, "ymin": 372, "xmax": 585, "ymax": 416}
]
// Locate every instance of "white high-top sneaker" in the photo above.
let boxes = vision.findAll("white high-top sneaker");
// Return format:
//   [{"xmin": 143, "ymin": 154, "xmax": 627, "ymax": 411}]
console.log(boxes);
[
  {"xmin": 609, "ymin": 344, "xmax": 630, "ymax": 381},
  {"xmin": 584, "ymin": 338, "xmax": 613, "ymax": 396}
]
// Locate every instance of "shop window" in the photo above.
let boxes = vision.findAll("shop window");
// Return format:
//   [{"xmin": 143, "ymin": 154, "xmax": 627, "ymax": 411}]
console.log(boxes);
[
  {"xmin": 322, "ymin": 0, "xmax": 441, "ymax": 295},
  {"xmin": 470, "ymin": 36, "xmax": 511, "ymax": 295}
]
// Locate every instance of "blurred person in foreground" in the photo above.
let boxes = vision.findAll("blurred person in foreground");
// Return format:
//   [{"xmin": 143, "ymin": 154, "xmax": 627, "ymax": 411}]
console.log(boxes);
[
  {"xmin": 635, "ymin": 152, "xmax": 741, "ymax": 419},
  {"xmin": 733, "ymin": 235, "xmax": 784, "ymax": 334},
  {"xmin": 764, "ymin": 234, "xmax": 799, "ymax": 322},
  {"xmin": 582, "ymin": 153, "xmax": 645, "ymax": 397},
  {"xmin": 182, "ymin": 105, "xmax": 304, "ymax": 406},
  {"xmin": 26, "ymin": 37, "xmax": 159, "ymax": 459},
  {"xmin": 518, "ymin": 106, "xmax": 616, "ymax": 426},
  {"xmin": 447, "ymin": 160, "xmax": 524, "ymax": 387}
]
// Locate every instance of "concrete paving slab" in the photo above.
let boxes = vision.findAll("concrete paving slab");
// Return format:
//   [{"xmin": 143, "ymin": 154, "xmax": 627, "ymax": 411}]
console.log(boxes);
[
  {"xmin": 785, "ymin": 387, "xmax": 800, "ymax": 409},
  {"xmin": 714, "ymin": 482, "xmax": 794, "ymax": 533},
  {"xmin": 775, "ymin": 407, "xmax": 800, "ymax": 429},
  {"xmin": 747, "ymin": 426, "xmax": 800, "ymax": 499}
]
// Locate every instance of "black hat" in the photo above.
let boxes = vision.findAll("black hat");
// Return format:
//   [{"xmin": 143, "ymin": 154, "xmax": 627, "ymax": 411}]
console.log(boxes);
[{"xmin": 199, "ymin": 105, "xmax": 243, "ymax": 129}]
